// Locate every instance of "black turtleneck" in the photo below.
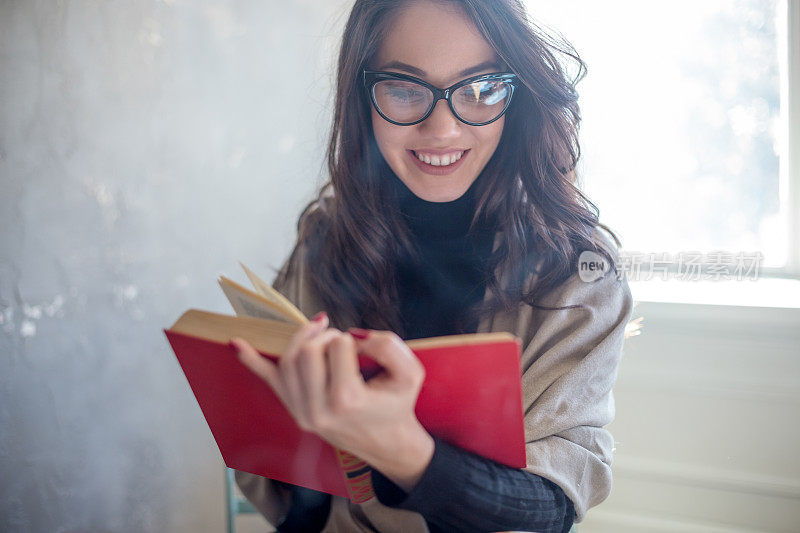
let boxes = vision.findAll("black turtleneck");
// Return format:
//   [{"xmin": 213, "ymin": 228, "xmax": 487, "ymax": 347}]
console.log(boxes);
[
  {"xmin": 277, "ymin": 173, "xmax": 575, "ymax": 533},
  {"xmin": 391, "ymin": 173, "xmax": 496, "ymax": 340}
]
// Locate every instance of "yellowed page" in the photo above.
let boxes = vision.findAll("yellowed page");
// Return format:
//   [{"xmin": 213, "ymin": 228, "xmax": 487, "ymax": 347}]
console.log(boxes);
[
  {"xmin": 167, "ymin": 308, "xmax": 517, "ymax": 357},
  {"xmin": 168, "ymin": 309, "xmax": 297, "ymax": 356},
  {"xmin": 218, "ymin": 276, "xmax": 306, "ymax": 325},
  {"xmin": 239, "ymin": 261, "xmax": 308, "ymax": 325}
]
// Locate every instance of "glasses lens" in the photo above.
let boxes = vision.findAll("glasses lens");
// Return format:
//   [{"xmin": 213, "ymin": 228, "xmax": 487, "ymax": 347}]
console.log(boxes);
[
  {"xmin": 372, "ymin": 79, "xmax": 433, "ymax": 124},
  {"xmin": 452, "ymin": 80, "xmax": 512, "ymax": 124}
]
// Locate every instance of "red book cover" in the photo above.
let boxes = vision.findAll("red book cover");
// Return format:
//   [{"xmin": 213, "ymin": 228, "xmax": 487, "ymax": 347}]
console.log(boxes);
[{"xmin": 164, "ymin": 328, "xmax": 526, "ymax": 498}]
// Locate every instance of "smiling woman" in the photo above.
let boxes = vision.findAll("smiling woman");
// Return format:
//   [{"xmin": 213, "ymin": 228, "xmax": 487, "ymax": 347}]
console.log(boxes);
[
  {"xmin": 367, "ymin": 2, "xmax": 510, "ymax": 202},
  {"xmin": 232, "ymin": 0, "xmax": 633, "ymax": 532}
]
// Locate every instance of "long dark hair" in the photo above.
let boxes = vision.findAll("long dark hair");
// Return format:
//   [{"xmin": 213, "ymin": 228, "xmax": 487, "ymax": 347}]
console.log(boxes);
[{"xmin": 276, "ymin": 0, "xmax": 622, "ymax": 336}]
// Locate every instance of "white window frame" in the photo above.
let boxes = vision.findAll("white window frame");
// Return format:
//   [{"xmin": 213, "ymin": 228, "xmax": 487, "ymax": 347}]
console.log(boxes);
[
  {"xmin": 753, "ymin": 0, "xmax": 800, "ymax": 280},
  {"xmin": 778, "ymin": 0, "xmax": 800, "ymax": 279}
]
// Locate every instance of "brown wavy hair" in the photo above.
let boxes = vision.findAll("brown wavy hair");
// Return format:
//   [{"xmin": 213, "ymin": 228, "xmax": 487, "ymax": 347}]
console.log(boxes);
[{"xmin": 275, "ymin": 0, "xmax": 622, "ymax": 336}]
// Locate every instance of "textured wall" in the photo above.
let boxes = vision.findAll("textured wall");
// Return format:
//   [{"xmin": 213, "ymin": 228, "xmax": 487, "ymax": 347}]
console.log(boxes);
[{"xmin": 0, "ymin": 1, "xmax": 349, "ymax": 531}]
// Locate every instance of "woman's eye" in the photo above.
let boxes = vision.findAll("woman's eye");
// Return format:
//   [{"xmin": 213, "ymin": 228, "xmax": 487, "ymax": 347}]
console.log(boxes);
[
  {"xmin": 459, "ymin": 83, "xmax": 508, "ymax": 105},
  {"xmin": 388, "ymin": 88, "xmax": 425, "ymax": 101}
]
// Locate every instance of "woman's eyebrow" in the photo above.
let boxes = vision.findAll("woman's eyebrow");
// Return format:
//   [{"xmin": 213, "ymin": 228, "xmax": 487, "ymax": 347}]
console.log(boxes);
[{"xmin": 378, "ymin": 60, "xmax": 502, "ymax": 78}]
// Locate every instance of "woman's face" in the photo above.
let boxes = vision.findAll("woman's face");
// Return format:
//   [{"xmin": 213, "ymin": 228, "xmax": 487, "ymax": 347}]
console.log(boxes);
[{"xmin": 370, "ymin": 0, "xmax": 506, "ymax": 202}]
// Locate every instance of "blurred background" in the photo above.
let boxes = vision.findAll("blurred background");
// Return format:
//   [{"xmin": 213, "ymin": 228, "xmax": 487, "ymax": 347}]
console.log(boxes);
[{"xmin": 1, "ymin": 0, "xmax": 798, "ymax": 532}]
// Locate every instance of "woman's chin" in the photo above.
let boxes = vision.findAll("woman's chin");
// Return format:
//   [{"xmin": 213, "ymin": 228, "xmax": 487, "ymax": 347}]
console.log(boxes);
[{"xmin": 403, "ymin": 177, "xmax": 474, "ymax": 202}]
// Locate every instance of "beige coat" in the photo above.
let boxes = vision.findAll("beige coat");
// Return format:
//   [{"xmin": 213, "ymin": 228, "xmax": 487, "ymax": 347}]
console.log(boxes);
[{"xmin": 235, "ymin": 228, "xmax": 634, "ymax": 531}]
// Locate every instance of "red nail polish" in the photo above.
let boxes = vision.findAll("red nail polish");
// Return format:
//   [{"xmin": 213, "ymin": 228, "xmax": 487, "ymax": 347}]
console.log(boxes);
[
  {"xmin": 312, "ymin": 311, "xmax": 327, "ymax": 322},
  {"xmin": 228, "ymin": 340, "xmax": 238, "ymax": 350},
  {"xmin": 348, "ymin": 327, "xmax": 370, "ymax": 339}
]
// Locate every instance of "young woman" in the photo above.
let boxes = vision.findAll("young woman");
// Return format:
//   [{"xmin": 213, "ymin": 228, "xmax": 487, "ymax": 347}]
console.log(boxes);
[{"xmin": 230, "ymin": 0, "xmax": 633, "ymax": 531}]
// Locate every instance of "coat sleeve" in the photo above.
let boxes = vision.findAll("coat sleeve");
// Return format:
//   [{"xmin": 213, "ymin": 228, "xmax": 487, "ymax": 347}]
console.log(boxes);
[
  {"xmin": 518, "ymin": 264, "xmax": 633, "ymax": 523},
  {"xmin": 233, "ymin": 242, "xmax": 322, "ymax": 527}
]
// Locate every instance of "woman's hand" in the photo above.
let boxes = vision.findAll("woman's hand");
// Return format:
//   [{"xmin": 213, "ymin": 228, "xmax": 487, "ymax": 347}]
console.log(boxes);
[{"xmin": 229, "ymin": 313, "xmax": 435, "ymax": 492}]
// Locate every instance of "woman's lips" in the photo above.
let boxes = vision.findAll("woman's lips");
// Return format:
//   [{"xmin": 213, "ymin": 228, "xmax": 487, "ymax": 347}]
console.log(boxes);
[{"xmin": 408, "ymin": 149, "xmax": 470, "ymax": 176}]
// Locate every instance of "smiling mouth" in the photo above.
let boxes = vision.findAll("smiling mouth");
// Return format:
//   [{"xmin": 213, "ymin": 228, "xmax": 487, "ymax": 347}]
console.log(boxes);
[{"xmin": 411, "ymin": 149, "xmax": 470, "ymax": 167}]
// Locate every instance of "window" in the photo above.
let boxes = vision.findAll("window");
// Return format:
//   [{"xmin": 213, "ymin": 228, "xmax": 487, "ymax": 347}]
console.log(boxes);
[{"xmin": 526, "ymin": 0, "xmax": 799, "ymax": 280}]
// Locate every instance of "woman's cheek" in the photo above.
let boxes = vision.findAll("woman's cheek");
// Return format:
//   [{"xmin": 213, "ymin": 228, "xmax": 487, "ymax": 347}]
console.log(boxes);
[{"xmin": 372, "ymin": 119, "xmax": 407, "ymax": 170}]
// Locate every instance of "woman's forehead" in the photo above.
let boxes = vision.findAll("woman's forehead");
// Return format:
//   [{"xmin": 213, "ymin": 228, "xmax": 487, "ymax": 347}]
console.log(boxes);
[{"xmin": 375, "ymin": 1, "xmax": 501, "ymax": 86}]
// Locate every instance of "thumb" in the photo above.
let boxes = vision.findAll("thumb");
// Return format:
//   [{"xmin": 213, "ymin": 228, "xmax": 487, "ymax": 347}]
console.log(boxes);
[
  {"xmin": 347, "ymin": 329, "xmax": 424, "ymax": 386},
  {"xmin": 284, "ymin": 311, "xmax": 329, "ymax": 355}
]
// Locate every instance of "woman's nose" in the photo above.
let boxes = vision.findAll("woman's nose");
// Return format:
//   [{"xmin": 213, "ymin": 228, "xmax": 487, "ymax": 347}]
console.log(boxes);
[{"xmin": 420, "ymin": 98, "xmax": 461, "ymax": 135}]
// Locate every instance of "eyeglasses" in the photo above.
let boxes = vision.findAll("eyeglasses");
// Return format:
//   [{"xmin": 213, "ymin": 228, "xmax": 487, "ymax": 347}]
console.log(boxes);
[{"xmin": 362, "ymin": 69, "xmax": 518, "ymax": 127}]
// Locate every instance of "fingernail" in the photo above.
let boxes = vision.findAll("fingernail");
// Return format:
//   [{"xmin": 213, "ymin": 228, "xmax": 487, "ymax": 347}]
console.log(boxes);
[
  {"xmin": 228, "ymin": 340, "xmax": 239, "ymax": 352},
  {"xmin": 312, "ymin": 311, "xmax": 327, "ymax": 322},
  {"xmin": 348, "ymin": 327, "xmax": 370, "ymax": 340}
]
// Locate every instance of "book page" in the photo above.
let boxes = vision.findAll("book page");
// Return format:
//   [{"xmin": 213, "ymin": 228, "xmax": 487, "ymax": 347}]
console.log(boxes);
[
  {"xmin": 167, "ymin": 308, "xmax": 297, "ymax": 356},
  {"xmin": 218, "ymin": 276, "xmax": 305, "ymax": 324},
  {"xmin": 239, "ymin": 261, "xmax": 308, "ymax": 324},
  {"xmin": 167, "ymin": 308, "xmax": 517, "ymax": 360}
]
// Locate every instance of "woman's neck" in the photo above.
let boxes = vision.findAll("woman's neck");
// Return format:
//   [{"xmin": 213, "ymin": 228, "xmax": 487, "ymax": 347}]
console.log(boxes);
[{"xmin": 390, "ymin": 174, "xmax": 484, "ymax": 240}]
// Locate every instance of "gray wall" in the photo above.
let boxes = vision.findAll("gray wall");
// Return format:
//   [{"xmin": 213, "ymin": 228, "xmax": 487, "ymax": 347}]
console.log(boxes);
[{"xmin": 0, "ymin": 1, "xmax": 350, "ymax": 531}]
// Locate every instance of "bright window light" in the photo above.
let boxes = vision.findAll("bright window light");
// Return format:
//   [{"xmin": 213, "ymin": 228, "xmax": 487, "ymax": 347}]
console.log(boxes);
[{"xmin": 526, "ymin": 0, "xmax": 790, "ymax": 270}]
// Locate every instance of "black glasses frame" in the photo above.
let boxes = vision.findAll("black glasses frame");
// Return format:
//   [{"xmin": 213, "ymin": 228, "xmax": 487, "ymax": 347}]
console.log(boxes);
[{"xmin": 362, "ymin": 69, "xmax": 518, "ymax": 126}]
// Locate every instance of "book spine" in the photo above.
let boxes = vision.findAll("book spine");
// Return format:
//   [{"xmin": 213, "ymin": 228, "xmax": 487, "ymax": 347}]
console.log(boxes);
[{"xmin": 334, "ymin": 448, "xmax": 375, "ymax": 503}]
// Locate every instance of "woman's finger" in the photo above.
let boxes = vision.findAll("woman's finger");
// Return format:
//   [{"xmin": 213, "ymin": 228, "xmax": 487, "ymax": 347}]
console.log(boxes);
[
  {"xmin": 285, "ymin": 312, "xmax": 329, "ymax": 359},
  {"xmin": 348, "ymin": 329, "xmax": 424, "ymax": 389},
  {"xmin": 292, "ymin": 329, "xmax": 343, "ymax": 429},
  {"xmin": 279, "ymin": 312, "xmax": 329, "ymax": 419},
  {"xmin": 326, "ymin": 332, "xmax": 363, "ymax": 413}
]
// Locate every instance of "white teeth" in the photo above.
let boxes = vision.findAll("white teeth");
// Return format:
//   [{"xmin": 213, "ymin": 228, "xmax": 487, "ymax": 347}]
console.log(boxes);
[{"xmin": 415, "ymin": 150, "xmax": 464, "ymax": 166}]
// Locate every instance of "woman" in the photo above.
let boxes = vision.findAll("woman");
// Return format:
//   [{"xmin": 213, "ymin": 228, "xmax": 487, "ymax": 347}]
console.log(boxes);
[{"xmin": 230, "ymin": 0, "xmax": 633, "ymax": 531}]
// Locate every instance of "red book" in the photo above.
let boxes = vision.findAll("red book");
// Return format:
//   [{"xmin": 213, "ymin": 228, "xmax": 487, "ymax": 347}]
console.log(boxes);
[{"xmin": 164, "ymin": 308, "xmax": 526, "ymax": 499}]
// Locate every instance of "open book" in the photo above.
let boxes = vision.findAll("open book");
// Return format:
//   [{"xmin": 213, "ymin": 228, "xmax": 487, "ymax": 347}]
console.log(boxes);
[{"xmin": 163, "ymin": 262, "xmax": 527, "ymax": 501}]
